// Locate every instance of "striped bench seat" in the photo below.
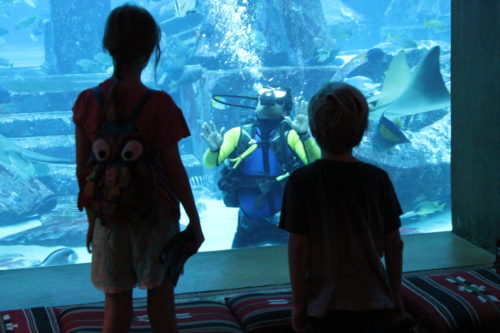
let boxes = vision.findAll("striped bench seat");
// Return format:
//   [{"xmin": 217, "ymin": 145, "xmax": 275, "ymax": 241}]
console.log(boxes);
[
  {"xmin": 57, "ymin": 300, "xmax": 243, "ymax": 333},
  {"xmin": 401, "ymin": 269, "xmax": 500, "ymax": 333}
]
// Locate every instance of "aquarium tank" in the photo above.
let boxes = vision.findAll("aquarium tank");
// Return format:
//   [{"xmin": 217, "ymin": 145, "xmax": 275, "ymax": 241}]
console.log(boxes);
[{"xmin": 0, "ymin": 0, "xmax": 451, "ymax": 270}]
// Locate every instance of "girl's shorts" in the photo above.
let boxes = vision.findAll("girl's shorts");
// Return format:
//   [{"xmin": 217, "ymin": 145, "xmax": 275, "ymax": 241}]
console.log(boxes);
[{"xmin": 90, "ymin": 206, "xmax": 179, "ymax": 294}]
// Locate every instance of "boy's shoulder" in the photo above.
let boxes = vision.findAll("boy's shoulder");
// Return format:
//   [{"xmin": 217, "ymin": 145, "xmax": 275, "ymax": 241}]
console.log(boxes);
[
  {"xmin": 357, "ymin": 161, "xmax": 390, "ymax": 177},
  {"xmin": 290, "ymin": 159, "xmax": 390, "ymax": 181}
]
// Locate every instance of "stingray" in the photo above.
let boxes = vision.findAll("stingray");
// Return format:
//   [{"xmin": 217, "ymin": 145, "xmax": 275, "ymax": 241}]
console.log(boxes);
[
  {"xmin": 39, "ymin": 247, "xmax": 78, "ymax": 266},
  {"xmin": 368, "ymin": 46, "xmax": 451, "ymax": 121},
  {"xmin": 0, "ymin": 134, "xmax": 73, "ymax": 180},
  {"xmin": 365, "ymin": 46, "xmax": 451, "ymax": 149}
]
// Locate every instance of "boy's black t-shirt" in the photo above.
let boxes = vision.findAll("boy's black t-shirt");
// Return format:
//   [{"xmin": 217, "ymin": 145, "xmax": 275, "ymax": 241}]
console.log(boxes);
[
  {"xmin": 279, "ymin": 159, "xmax": 402, "ymax": 316},
  {"xmin": 280, "ymin": 159, "xmax": 402, "ymax": 234}
]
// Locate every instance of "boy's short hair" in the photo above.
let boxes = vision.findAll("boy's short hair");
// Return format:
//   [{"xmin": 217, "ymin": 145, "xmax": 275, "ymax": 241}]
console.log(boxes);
[{"xmin": 308, "ymin": 82, "xmax": 369, "ymax": 154}]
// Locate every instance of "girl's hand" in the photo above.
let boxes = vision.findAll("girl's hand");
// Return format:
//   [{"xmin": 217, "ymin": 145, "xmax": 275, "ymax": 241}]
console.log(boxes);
[
  {"xmin": 85, "ymin": 209, "xmax": 96, "ymax": 253},
  {"xmin": 389, "ymin": 297, "xmax": 406, "ymax": 325},
  {"xmin": 86, "ymin": 219, "xmax": 95, "ymax": 253},
  {"xmin": 284, "ymin": 100, "xmax": 309, "ymax": 135},
  {"xmin": 186, "ymin": 221, "xmax": 204, "ymax": 253}
]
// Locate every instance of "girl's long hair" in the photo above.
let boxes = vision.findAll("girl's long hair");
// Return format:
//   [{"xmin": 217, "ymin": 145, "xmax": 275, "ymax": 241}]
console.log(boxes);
[{"xmin": 102, "ymin": 4, "xmax": 161, "ymax": 121}]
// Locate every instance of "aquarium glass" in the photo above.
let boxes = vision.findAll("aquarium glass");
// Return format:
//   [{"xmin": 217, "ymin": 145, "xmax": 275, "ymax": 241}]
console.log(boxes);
[{"xmin": 0, "ymin": 0, "xmax": 451, "ymax": 270}]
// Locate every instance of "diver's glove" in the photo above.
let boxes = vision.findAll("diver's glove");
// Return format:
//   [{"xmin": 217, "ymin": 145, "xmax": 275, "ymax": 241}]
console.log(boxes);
[
  {"xmin": 284, "ymin": 100, "xmax": 309, "ymax": 136},
  {"xmin": 201, "ymin": 120, "xmax": 224, "ymax": 152}
]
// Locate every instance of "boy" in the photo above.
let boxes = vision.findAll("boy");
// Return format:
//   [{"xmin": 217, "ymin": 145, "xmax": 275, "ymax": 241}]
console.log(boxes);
[{"xmin": 279, "ymin": 82, "xmax": 405, "ymax": 332}]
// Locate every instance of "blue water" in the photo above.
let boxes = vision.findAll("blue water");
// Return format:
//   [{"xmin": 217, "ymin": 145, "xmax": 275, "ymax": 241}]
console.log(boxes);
[{"xmin": 0, "ymin": 0, "xmax": 451, "ymax": 270}]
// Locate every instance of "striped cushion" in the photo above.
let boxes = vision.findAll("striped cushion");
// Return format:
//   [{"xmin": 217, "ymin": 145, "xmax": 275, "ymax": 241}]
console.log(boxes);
[
  {"xmin": 495, "ymin": 238, "xmax": 499, "ymax": 274},
  {"xmin": 176, "ymin": 301, "xmax": 243, "ymax": 333},
  {"xmin": 402, "ymin": 269, "xmax": 500, "ymax": 332},
  {"xmin": 57, "ymin": 300, "xmax": 242, "ymax": 332},
  {"xmin": 0, "ymin": 307, "xmax": 60, "ymax": 333},
  {"xmin": 225, "ymin": 291, "xmax": 292, "ymax": 333}
]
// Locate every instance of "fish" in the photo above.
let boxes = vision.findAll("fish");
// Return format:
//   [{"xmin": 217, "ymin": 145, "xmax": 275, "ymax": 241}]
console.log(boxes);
[
  {"xmin": 23, "ymin": 0, "xmax": 36, "ymax": 8},
  {"xmin": 315, "ymin": 49, "xmax": 335, "ymax": 64},
  {"xmin": 211, "ymin": 96, "xmax": 229, "ymax": 110},
  {"xmin": 159, "ymin": 4, "xmax": 170, "ymax": 18},
  {"xmin": 13, "ymin": 73, "xmax": 25, "ymax": 82},
  {"xmin": 423, "ymin": 18, "xmax": 448, "ymax": 32},
  {"xmin": 0, "ymin": 26, "xmax": 8, "ymax": 36},
  {"xmin": 0, "ymin": 84, "xmax": 10, "ymax": 103},
  {"xmin": 29, "ymin": 18, "xmax": 47, "ymax": 42},
  {"xmin": 0, "ymin": 56, "xmax": 13, "ymax": 68},
  {"xmin": 14, "ymin": 15, "xmax": 37, "ymax": 30},
  {"xmin": 39, "ymin": 248, "xmax": 78, "ymax": 267},
  {"xmin": 386, "ymin": 32, "xmax": 418, "ymax": 49},
  {"xmin": 93, "ymin": 52, "xmax": 109, "ymax": 64},
  {"xmin": 0, "ymin": 134, "xmax": 73, "ymax": 180},
  {"xmin": 343, "ymin": 76, "xmax": 380, "ymax": 96},
  {"xmin": 250, "ymin": 29, "xmax": 267, "ymax": 51},
  {"xmin": 402, "ymin": 201, "xmax": 446, "ymax": 219},
  {"xmin": 365, "ymin": 46, "xmax": 450, "ymax": 149},
  {"xmin": 368, "ymin": 46, "xmax": 451, "ymax": 121},
  {"xmin": 373, "ymin": 115, "xmax": 410, "ymax": 150},
  {"xmin": 174, "ymin": 0, "xmax": 197, "ymax": 17},
  {"xmin": 76, "ymin": 58, "xmax": 100, "ymax": 73},
  {"xmin": 167, "ymin": 65, "xmax": 204, "ymax": 91},
  {"xmin": 328, "ymin": 24, "xmax": 353, "ymax": 41}
]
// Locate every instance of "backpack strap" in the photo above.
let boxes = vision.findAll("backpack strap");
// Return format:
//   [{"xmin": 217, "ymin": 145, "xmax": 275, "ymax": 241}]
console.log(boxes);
[
  {"xmin": 92, "ymin": 86, "xmax": 155, "ymax": 121},
  {"xmin": 93, "ymin": 86, "xmax": 106, "ymax": 108},
  {"xmin": 129, "ymin": 89, "xmax": 155, "ymax": 122}
]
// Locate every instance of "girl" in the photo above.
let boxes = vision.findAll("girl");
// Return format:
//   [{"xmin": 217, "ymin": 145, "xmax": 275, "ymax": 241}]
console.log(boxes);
[{"xmin": 73, "ymin": 4, "xmax": 204, "ymax": 333}]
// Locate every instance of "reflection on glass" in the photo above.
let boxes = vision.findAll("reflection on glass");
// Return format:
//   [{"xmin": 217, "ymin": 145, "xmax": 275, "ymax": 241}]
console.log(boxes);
[{"xmin": 0, "ymin": 0, "xmax": 451, "ymax": 270}]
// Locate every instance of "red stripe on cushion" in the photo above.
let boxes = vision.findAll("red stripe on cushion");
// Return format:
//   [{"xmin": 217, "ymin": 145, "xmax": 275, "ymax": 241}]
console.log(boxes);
[
  {"xmin": 57, "ymin": 301, "xmax": 242, "ymax": 333},
  {"xmin": 402, "ymin": 270, "xmax": 500, "ymax": 332}
]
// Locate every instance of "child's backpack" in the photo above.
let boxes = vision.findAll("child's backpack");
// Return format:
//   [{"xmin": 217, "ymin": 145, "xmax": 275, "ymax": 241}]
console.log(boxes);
[{"xmin": 82, "ymin": 86, "xmax": 158, "ymax": 225}]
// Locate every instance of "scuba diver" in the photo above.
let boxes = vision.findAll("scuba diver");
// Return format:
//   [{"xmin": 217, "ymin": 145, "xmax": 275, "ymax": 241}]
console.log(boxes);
[{"xmin": 201, "ymin": 86, "xmax": 320, "ymax": 248}]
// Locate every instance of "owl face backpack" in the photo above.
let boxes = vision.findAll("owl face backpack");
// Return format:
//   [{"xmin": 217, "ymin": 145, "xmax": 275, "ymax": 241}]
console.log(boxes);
[{"xmin": 82, "ymin": 86, "xmax": 159, "ymax": 225}]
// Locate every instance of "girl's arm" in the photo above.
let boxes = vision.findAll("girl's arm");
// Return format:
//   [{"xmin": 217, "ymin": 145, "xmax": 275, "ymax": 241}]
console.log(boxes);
[
  {"xmin": 75, "ymin": 125, "xmax": 90, "ymax": 191},
  {"xmin": 75, "ymin": 125, "xmax": 94, "ymax": 252},
  {"xmin": 289, "ymin": 232, "xmax": 309, "ymax": 332},
  {"xmin": 162, "ymin": 144, "xmax": 204, "ymax": 249}
]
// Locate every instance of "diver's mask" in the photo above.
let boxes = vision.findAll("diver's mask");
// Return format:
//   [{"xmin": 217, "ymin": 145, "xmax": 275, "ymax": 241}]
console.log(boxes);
[
  {"xmin": 258, "ymin": 87, "xmax": 288, "ymax": 107},
  {"xmin": 211, "ymin": 86, "xmax": 293, "ymax": 113}
]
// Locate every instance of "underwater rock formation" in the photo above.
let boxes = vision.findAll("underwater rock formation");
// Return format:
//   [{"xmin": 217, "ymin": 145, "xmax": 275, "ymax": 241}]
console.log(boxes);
[
  {"xmin": 0, "ymin": 163, "xmax": 57, "ymax": 224},
  {"xmin": 0, "ymin": 213, "xmax": 86, "ymax": 246},
  {"xmin": 47, "ymin": 0, "xmax": 111, "ymax": 74},
  {"xmin": 195, "ymin": 0, "xmax": 337, "ymax": 69},
  {"xmin": 356, "ymin": 113, "xmax": 451, "ymax": 212}
]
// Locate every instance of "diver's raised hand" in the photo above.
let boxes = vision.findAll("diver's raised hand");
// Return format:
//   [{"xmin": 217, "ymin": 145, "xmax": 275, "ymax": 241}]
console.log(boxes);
[
  {"xmin": 201, "ymin": 121, "xmax": 224, "ymax": 152},
  {"xmin": 284, "ymin": 100, "xmax": 309, "ymax": 135}
]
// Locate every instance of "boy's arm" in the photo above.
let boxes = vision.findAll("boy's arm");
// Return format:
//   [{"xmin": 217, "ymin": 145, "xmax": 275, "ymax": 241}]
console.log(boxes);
[
  {"xmin": 289, "ymin": 232, "xmax": 309, "ymax": 328},
  {"xmin": 384, "ymin": 229, "xmax": 404, "ymax": 316}
]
